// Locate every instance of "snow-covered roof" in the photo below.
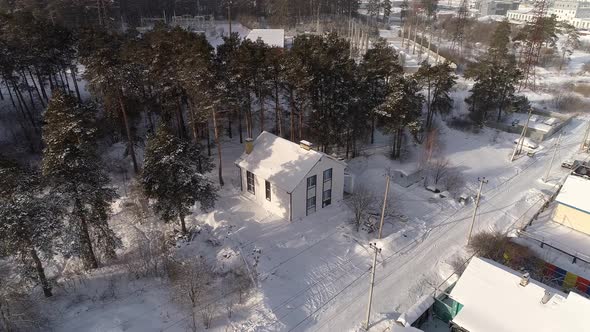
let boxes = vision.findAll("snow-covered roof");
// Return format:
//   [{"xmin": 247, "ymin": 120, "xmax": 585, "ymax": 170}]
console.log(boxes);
[
  {"xmin": 555, "ymin": 175, "xmax": 590, "ymax": 214},
  {"xmin": 450, "ymin": 257, "xmax": 590, "ymax": 332},
  {"xmin": 236, "ymin": 132, "xmax": 343, "ymax": 193},
  {"xmin": 246, "ymin": 29, "xmax": 285, "ymax": 48}
]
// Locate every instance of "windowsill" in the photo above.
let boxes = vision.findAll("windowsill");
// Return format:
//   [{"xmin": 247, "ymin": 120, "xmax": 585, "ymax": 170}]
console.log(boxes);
[
  {"xmin": 248, "ymin": 190, "xmax": 255, "ymax": 195},
  {"xmin": 266, "ymin": 198, "xmax": 271, "ymax": 202}
]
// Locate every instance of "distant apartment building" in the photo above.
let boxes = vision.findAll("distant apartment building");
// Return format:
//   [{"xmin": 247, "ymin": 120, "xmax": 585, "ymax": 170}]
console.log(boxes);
[
  {"xmin": 478, "ymin": 0, "xmax": 520, "ymax": 16},
  {"xmin": 507, "ymin": 0, "xmax": 590, "ymax": 29}
]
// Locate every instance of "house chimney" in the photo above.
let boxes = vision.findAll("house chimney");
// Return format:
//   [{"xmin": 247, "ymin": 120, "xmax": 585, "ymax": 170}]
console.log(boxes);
[
  {"xmin": 541, "ymin": 290, "xmax": 552, "ymax": 304},
  {"xmin": 300, "ymin": 140, "xmax": 313, "ymax": 151},
  {"xmin": 520, "ymin": 272, "xmax": 530, "ymax": 287},
  {"xmin": 245, "ymin": 138, "xmax": 254, "ymax": 154}
]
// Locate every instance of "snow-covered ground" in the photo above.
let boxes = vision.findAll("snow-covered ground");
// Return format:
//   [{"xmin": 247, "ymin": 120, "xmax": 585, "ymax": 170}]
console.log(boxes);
[{"xmin": 41, "ymin": 110, "xmax": 589, "ymax": 331}]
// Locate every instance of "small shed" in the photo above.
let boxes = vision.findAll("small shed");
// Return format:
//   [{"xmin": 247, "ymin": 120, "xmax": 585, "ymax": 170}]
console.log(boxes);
[{"xmin": 389, "ymin": 169, "xmax": 424, "ymax": 188}]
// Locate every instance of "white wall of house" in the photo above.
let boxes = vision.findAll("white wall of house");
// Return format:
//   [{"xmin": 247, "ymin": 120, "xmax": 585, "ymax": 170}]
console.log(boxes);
[
  {"xmin": 291, "ymin": 156, "xmax": 345, "ymax": 221},
  {"xmin": 237, "ymin": 155, "xmax": 345, "ymax": 221},
  {"xmin": 237, "ymin": 166, "xmax": 291, "ymax": 220}
]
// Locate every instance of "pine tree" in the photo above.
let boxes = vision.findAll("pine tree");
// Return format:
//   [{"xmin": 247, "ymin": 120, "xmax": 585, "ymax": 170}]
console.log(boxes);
[
  {"xmin": 558, "ymin": 23, "xmax": 579, "ymax": 71},
  {"xmin": 80, "ymin": 29, "xmax": 141, "ymax": 174},
  {"xmin": 141, "ymin": 125, "xmax": 217, "ymax": 235},
  {"xmin": 360, "ymin": 38, "xmax": 403, "ymax": 144},
  {"xmin": 383, "ymin": 0, "xmax": 392, "ymax": 19},
  {"xmin": 0, "ymin": 157, "xmax": 64, "ymax": 297},
  {"xmin": 216, "ymin": 33, "xmax": 244, "ymax": 143},
  {"xmin": 415, "ymin": 61, "xmax": 457, "ymax": 129},
  {"xmin": 466, "ymin": 21, "xmax": 522, "ymax": 123},
  {"xmin": 367, "ymin": 0, "xmax": 381, "ymax": 21},
  {"xmin": 376, "ymin": 77, "xmax": 424, "ymax": 159},
  {"xmin": 42, "ymin": 92, "xmax": 120, "ymax": 270}
]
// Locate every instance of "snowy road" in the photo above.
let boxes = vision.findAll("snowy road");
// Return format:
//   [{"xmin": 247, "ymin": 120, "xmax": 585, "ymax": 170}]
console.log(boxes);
[{"xmin": 289, "ymin": 119, "xmax": 589, "ymax": 331}]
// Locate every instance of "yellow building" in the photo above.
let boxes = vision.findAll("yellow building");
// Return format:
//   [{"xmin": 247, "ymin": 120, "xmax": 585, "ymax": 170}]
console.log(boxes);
[{"xmin": 552, "ymin": 175, "xmax": 590, "ymax": 235}]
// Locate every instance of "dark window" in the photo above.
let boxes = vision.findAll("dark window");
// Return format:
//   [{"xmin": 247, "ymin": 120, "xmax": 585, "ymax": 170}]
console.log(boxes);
[
  {"xmin": 306, "ymin": 175, "xmax": 317, "ymax": 215},
  {"xmin": 247, "ymin": 171, "xmax": 255, "ymax": 194},
  {"xmin": 265, "ymin": 181, "xmax": 271, "ymax": 201},
  {"xmin": 322, "ymin": 168, "xmax": 333, "ymax": 208}
]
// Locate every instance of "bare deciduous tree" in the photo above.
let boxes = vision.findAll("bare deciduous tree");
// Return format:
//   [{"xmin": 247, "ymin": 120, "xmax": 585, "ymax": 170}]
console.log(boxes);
[
  {"xmin": 426, "ymin": 158, "xmax": 450, "ymax": 187},
  {"xmin": 349, "ymin": 185, "xmax": 375, "ymax": 232}
]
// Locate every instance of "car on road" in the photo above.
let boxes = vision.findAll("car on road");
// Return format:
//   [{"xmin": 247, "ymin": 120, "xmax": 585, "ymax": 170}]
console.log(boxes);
[
  {"xmin": 562, "ymin": 160, "xmax": 587, "ymax": 170},
  {"xmin": 513, "ymin": 137, "xmax": 539, "ymax": 150}
]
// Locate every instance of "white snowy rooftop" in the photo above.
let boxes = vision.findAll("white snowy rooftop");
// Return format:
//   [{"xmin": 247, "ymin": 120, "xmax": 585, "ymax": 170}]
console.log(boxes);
[
  {"xmin": 236, "ymin": 132, "xmax": 342, "ymax": 193},
  {"xmin": 555, "ymin": 175, "xmax": 590, "ymax": 214},
  {"xmin": 246, "ymin": 29, "xmax": 285, "ymax": 48},
  {"xmin": 450, "ymin": 257, "xmax": 590, "ymax": 332}
]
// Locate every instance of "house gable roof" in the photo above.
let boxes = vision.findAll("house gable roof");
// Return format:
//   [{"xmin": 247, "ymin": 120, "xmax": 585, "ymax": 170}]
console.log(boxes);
[
  {"xmin": 556, "ymin": 175, "xmax": 590, "ymax": 215},
  {"xmin": 450, "ymin": 257, "xmax": 590, "ymax": 332},
  {"xmin": 236, "ymin": 132, "xmax": 343, "ymax": 193}
]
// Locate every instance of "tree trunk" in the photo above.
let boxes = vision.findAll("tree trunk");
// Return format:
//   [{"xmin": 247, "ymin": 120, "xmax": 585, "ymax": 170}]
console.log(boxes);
[
  {"xmin": 212, "ymin": 108, "xmax": 224, "ymax": 187},
  {"xmin": 21, "ymin": 71, "xmax": 37, "ymax": 111},
  {"xmin": 206, "ymin": 121, "xmax": 212, "ymax": 157},
  {"xmin": 11, "ymin": 80, "xmax": 38, "ymax": 135},
  {"xmin": 29, "ymin": 246, "xmax": 52, "ymax": 297},
  {"xmin": 246, "ymin": 95, "xmax": 253, "ymax": 138},
  {"xmin": 426, "ymin": 82, "xmax": 432, "ymax": 129},
  {"xmin": 275, "ymin": 84, "xmax": 281, "ymax": 136},
  {"xmin": 76, "ymin": 199, "xmax": 99, "ymax": 270},
  {"xmin": 289, "ymin": 92, "xmax": 295, "ymax": 142},
  {"xmin": 70, "ymin": 66, "xmax": 82, "ymax": 103},
  {"xmin": 259, "ymin": 94, "xmax": 265, "ymax": 134},
  {"xmin": 4, "ymin": 78, "xmax": 16, "ymax": 108},
  {"xmin": 27, "ymin": 69, "xmax": 45, "ymax": 108},
  {"xmin": 178, "ymin": 211, "xmax": 188, "ymax": 235},
  {"xmin": 298, "ymin": 106, "xmax": 303, "ymax": 141},
  {"xmin": 118, "ymin": 90, "xmax": 139, "ymax": 174},
  {"xmin": 0, "ymin": 80, "xmax": 4, "ymax": 101},
  {"xmin": 187, "ymin": 99, "xmax": 198, "ymax": 142},
  {"xmin": 371, "ymin": 115, "xmax": 376, "ymax": 144},
  {"xmin": 57, "ymin": 71, "xmax": 66, "ymax": 91},
  {"xmin": 62, "ymin": 69, "xmax": 71, "ymax": 92},
  {"xmin": 238, "ymin": 106, "xmax": 243, "ymax": 143},
  {"xmin": 48, "ymin": 73, "xmax": 55, "ymax": 92},
  {"xmin": 227, "ymin": 110, "xmax": 233, "ymax": 139},
  {"xmin": 176, "ymin": 97, "xmax": 187, "ymax": 138},
  {"xmin": 35, "ymin": 68, "xmax": 48, "ymax": 101}
]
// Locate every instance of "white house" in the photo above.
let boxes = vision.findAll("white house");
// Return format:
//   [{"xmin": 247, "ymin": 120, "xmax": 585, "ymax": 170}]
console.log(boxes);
[
  {"xmin": 235, "ymin": 132, "xmax": 346, "ymax": 221},
  {"xmin": 245, "ymin": 29, "xmax": 285, "ymax": 48}
]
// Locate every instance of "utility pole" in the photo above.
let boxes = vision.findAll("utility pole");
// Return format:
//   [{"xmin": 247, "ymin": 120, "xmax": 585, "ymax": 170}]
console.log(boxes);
[
  {"xmin": 543, "ymin": 134, "xmax": 562, "ymax": 183},
  {"xmin": 467, "ymin": 177, "xmax": 488, "ymax": 245},
  {"xmin": 377, "ymin": 176, "xmax": 391, "ymax": 239},
  {"xmin": 518, "ymin": 109, "xmax": 533, "ymax": 156},
  {"xmin": 511, "ymin": 108, "xmax": 533, "ymax": 162},
  {"xmin": 364, "ymin": 242, "xmax": 382, "ymax": 330}
]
